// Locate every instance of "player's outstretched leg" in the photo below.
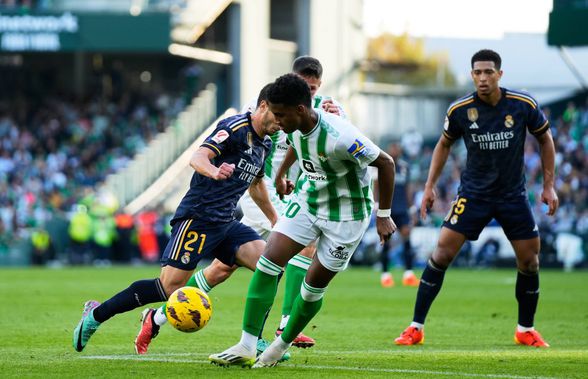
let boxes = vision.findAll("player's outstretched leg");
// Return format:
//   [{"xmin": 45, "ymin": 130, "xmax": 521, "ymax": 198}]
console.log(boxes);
[
  {"xmin": 134, "ymin": 308, "xmax": 159, "ymax": 354},
  {"xmin": 276, "ymin": 253, "xmax": 316, "ymax": 348},
  {"xmin": 73, "ymin": 300, "xmax": 102, "ymax": 352},
  {"xmin": 395, "ymin": 258, "xmax": 446, "ymax": 345}
]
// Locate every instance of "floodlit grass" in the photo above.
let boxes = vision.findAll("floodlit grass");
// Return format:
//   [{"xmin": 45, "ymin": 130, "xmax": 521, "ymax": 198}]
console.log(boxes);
[{"xmin": 1, "ymin": 266, "xmax": 587, "ymax": 378}]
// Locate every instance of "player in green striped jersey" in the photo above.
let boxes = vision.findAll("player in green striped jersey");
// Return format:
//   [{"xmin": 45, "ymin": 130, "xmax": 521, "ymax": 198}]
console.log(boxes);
[{"xmin": 210, "ymin": 73, "xmax": 397, "ymax": 368}]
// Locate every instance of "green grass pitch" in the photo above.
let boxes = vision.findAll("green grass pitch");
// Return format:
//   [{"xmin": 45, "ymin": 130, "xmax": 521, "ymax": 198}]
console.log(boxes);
[{"xmin": 1, "ymin": 266, "xmax": 587, "ymax": 378}]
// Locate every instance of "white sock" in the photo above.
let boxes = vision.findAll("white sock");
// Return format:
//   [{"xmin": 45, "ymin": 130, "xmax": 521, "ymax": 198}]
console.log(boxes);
[
  {"xmin": 239, "ymin": 330, "xmax": 258, "ymax": 355},
  {"xmin": 517, "ymin": 325, "xmax": 535, "ymax": 332},
  {"xmin": 279, "ymin": 315, "xmax": 290, "ymax": 330},
  {"xmin": 403, "ymin": 270, "xmax": 414, "ymax": 278},
  {"xmin": 261, "ymin": 336, "xmax": 292, "ymax": 362},
  {"xmin": 410, "ymin": 321, "xmax": 424, "ymax": 330},
  {"xmin": 154, "ymin": 306, "xmax": 168, "ymax": 326}
]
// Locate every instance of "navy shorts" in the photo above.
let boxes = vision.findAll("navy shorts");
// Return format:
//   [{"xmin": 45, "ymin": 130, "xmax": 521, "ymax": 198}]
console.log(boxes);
[
  {"xmin": 161, "ymin": 219, "xmax": 263, "ymax": 271},
  {"xmin": 392, "ymin": 211, "xmax": 410, "ymax": 228},
  {"xmin": 442, "ymin": 194, "xmax": 539, "ymax": 241}
]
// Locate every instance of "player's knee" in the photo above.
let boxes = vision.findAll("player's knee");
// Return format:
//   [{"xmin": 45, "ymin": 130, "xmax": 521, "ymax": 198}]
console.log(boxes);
[
  {"xmin": 518, "ymin": 258, "xmax": 539, "ymax": 274},
  {"xmin": 431, "ymin": 245, "xmax": 456, "ymax": 268},
  {"xmin": 299, "ymin": 244, "xmax": 316, "ymax": 258},
  {"xmin": 159, "ymin": 277, "xmax": 185, "ymax": 297}
]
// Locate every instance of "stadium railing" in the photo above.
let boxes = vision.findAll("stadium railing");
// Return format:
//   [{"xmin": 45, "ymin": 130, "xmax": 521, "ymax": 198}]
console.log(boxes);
[{"xmin": 102, "ymin": 84, "xmax": 217, "ymax": 207}]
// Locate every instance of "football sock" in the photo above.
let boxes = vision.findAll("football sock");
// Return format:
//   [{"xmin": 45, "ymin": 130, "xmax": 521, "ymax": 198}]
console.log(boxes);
[
  {"xmin": 515, "ymin": 270, "xmax": 539, "ymax": 328},
  {"xmin": 410, "ymin": 321, "xmax": 424, "ymax": 330},
  {"xmin": 403, "ymin": 239, "xmax": 414, "ymax": 270},
  {"xmin": 154, "ymin": 305, "xmax": 168, "ymax": 326},
  {"xmin": 239, "ymin": 330, "xmax": 258, "ymax": 354},
  {"xmin": 413, "ymin": 259, "xmax": 446, "ymax": 324},
  {"xmin": 242, "ymin": 256, "xmax": 281, "ymax": 337},
  {"xmin": 381, "ymin": 240, "xmax": 391, "ymax": 272},
  {"xmin": 258, "ymin": 270, "xmax": 284, "ymax": 338},
  {"xmin": 281, "ymin": 254, "xmax": 312, "ymax": 318},
  {"xmin": 281, "ymin": 281, "xmax": 325, "ymax": 343},
  {"xmin": 93, "ymin": 279, "xmax": 167, "ymax": 323},
  {"xmin": 185, "ymin": 269, "xmax": 212, "ymax": 293},
  {"xmin": 517, "ymin": 325, "xmax": 535, "ymax": 332}
]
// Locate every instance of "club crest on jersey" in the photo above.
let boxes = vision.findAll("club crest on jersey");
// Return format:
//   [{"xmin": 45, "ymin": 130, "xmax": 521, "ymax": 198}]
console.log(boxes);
[
  {"xmin": 318, "ymin": 153, "xmax": 328, "ymax": 162},
  {"xmin": 467, "ymin": 108, "xmax": 478, "ymax": 122},
  {"xmin": 347, "ymin": 139, "xmax": 367, "ymax": 158},
  {"xmin": 181, "ymin": 253, "xmax": 190, "ymax": 264},
  {"xmin": 504, "ymin": 115, "xmax": 514, "ymax": 128},
  {"xmin": 211, "ymin": 130, "xmax": 229, "ymax": 144}
]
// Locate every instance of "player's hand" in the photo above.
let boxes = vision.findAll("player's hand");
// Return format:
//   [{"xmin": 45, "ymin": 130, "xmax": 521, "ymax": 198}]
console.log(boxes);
[
  {"xmin": 376, "ymin": 216, "xmax": 397, "ymax": 246},
  {"xmin": 420, "ymin": 186, "xmax": 436, "ymax": 220},
  {"xmin": 541, "ymin": 186, "xmax": 559, "ymax": 216},
  {"xmin": 276, "ymin": 178, "xmax": 294, "ymax": 200},
  {"xmin": 321, "ymin": 99, "xmax": 341, "ymax": 116},
  {"xmin": 213, "ymin": 163, "xmax": 235, "ymax": 180}
]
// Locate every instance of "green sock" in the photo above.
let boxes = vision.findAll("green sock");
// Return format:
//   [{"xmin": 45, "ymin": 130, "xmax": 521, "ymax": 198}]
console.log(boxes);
[
  {"xmin": 243, "ymin": 256, "xmax": 281, "ymax": 336},
  {"xmin": 185, "ymin": 269, "xmax": 212, "ymax": 293},
  {"xmin": 281, "ymin": 255, "xmax": 311, "ymax": 316},
  {"xmin": 282, "ymin": 295, "xmax": 322, "ymax": 343}
]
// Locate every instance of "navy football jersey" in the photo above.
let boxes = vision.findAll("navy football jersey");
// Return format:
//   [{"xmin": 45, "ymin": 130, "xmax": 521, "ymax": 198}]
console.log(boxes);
[
  {"xmin": 172, "ymin": 113, "xmax": 272, "ymax": 224},
  {"xmin": 391, "ymin": 158, "xmax": 410, "ymax": 213},
  {"xmin": 442, "ymin": 88, "xmax": 549, "ymax": 201}
]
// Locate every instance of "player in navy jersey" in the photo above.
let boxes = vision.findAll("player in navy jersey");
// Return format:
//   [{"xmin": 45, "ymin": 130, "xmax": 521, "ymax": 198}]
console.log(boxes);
[
  {"xmin": 72, "ymin": 85, "xmax": 281, "ymax": 353},
  {"xmin": 379, "ymin": 142, "xmax": 418, "ymax": 288},
  {"xmin": 394, "ymin": 49, "xmax": 558, "ymax": 348}
]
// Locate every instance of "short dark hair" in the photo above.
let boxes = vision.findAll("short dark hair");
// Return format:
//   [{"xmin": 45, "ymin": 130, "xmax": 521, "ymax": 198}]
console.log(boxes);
[
  {"xmin": 256, "ymin": 83, "xmax": 273, "ymax": 108},
  {"xmin": 471, "ymin": 49, "xmax": 502, "ymax": 70},
  {"xmin": 292, "ymin": 56, "xmax": 323, "ymax": 79},
  {"xmin": 268, "ymin": 73, "xmax": 312, "ymax": 108}
]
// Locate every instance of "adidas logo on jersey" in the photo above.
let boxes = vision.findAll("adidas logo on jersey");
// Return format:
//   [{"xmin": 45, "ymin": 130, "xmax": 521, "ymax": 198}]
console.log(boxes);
[
  {"xmin": 469, "ymin": 122, "xmax": 479, "ymax": 130},
  {"xmin": 244, "ymin": 147, "xmax": 252, "ymax": 155}
]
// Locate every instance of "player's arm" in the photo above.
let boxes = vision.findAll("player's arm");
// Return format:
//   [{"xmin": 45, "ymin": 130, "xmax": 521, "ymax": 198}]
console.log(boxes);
[
  {"xmin": 275, "ymin": 145, "xmax": 297, "ymax": 199},
  {"xmin": 534, "ymin": 129, "xmax": 558, "ymax": 216},
  {"xmin": 249, "ymin": 176, "xmax": 279, "ymax": 226},
  {"xmin": 190, "ymin": 147, "xmax": 235, "ymax": 180},
  {"xmin": 421, "ymin": 134, "xmax": 454, "ymax": 220},
  {"xmin": 369, "ymin": 151, "xmax": 398, "ymax": 245}
]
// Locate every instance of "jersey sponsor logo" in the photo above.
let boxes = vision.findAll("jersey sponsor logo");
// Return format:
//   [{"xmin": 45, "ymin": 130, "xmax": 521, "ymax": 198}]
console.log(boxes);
[
  {"xmin": 328, "ymin": 245, "xmax": 349, "ymax": 260},
  {"xmin": 302, "ymin": 160, "xmax": 316, "ymax": 173},
  {"xmin": 504, "ymin": 115, "xmax": 514, "ymax": 128},
  {"xmin": 470, "ymin": 130, "xmax": 514, "ymax": 150},
  {"xmin": 211, "ymin": 130, "xmax": 229, "ymax": 144},
  {"xmin": 276, "ymin": 143, "xmax": 288, "ymax": 151},
  {"xmin": 347, "ymin": 139, "xmax": 367, "ymax": 158},
  {"xmin": 237, "ymin": 158, "xmax": 262, "ymax": 183},
  {"xmin": 467, "ymin": 107, "xmax": 478, "ymax": 122}
]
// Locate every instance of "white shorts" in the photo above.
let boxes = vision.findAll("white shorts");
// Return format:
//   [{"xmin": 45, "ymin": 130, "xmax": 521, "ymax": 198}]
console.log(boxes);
[
  {"xmin": 239, "ymin": 186, "xmax": 291, "ymax": 240},
  {"xmin": 273, "ymin": 200, "xmax": 370, "ymax": 272}
]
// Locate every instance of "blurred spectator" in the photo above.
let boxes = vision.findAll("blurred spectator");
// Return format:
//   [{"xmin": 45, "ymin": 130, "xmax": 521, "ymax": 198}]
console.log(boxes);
[
  {"xmin": 68, "ymin": 204, "xmax": 92, "ymax": 265},
  {"xmin": 136, "ymin": 209, "xmax": 160, "ymax": 262},
  {"xmin": 30, "ymin": 228, "xmax": 55, "ymax": 266}
]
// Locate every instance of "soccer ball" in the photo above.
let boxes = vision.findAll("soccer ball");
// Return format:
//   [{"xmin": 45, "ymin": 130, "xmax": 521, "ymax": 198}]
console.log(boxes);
[{"xmin": 165, "ymin": 286, "xmax": 213, "ymax": 333}]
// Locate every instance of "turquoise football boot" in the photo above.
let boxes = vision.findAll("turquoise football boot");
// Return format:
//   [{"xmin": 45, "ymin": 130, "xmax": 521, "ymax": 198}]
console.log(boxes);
[{"xmin": 73, "ymin": 300, "xmax": 102, "ymax": 352}]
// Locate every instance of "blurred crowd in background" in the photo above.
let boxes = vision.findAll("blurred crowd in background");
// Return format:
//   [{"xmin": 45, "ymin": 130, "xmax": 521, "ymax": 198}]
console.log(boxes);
[{"xmin": 0, "ymin": 90, "xmax": 586, "ymax": 268}]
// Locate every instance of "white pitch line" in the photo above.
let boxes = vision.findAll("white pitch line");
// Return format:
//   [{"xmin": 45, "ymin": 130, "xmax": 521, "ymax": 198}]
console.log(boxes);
[{"xmin": 80, "ymin": 355, "xmax": 561, "ymax": 379}]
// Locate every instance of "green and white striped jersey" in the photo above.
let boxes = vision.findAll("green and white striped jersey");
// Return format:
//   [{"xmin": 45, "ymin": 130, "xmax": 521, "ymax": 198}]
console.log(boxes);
[
  {"xmin": 241, "ymin": 94, "xmax": 346, "ymax": 186},
  {"xmin": 287, "ymin": 110, "xmax": 380, "ymax": 221}
]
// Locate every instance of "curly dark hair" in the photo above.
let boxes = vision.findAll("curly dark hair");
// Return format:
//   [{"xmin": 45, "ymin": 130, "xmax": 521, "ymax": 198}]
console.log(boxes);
[
  {"xmin": 471, "ymin": 49, "xmax": 502, "ymax": 70},
  {"xmin": 267, "ymin": 73, "xmax": 312, "ymax": 108}
]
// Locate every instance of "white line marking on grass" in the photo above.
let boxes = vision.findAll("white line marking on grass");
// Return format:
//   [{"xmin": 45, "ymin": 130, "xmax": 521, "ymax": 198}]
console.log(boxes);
[{"xmin": 80, "ymin": 355, "xmax": 561, "ymax": 379}]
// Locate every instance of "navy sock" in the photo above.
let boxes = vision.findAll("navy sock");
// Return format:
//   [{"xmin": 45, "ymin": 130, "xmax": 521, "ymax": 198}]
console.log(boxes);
[
  {"xmin": 516, "ymin": 271, "xmax": 539, "ymax": 328},
  {"xmin": 413, "ymin": 259, "xmax": 446, "ymax": 324},
  {"xmin": 93, "ymin": 279, "xmax": 167, "ymax": 323},
  {"xmin": 403, "ymin": 239, "xmax": 414, "ymax": 270}
]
